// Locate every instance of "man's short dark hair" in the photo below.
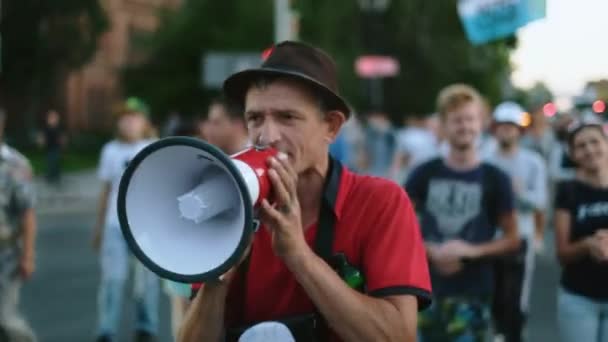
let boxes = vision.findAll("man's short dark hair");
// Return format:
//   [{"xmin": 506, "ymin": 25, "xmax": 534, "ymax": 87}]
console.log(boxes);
[{"xmin": 210, "ymin": 97, "xmax": 244, "ymax": 122}]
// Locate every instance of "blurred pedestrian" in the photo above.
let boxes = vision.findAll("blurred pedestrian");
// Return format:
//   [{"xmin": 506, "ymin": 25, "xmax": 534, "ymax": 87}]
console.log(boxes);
[
  {"xmin": 406, "ymin": 84, "xmax": 520, "ymax": 342},
  {"xmin": 37, "ymin": 109, "xmax": 67, "ymax": 186},
  {"xmin": 91, "ymin": 98, "xmax": 160, "ymax": 342},
  {"xmin": 391, "ymin": 113, "xmax": 439, "ymax": 184},
  {"xmin": 204, "ymin": 97, "xmax": 250, "ymax": 154},
  {"xmin": 0, "ymin": 108, "xmax": 37, "ymax": 342},
  {"xmin": 336, "ymin": 113, "xmax": 366, "ymax": 172},
  {"xmin": 487, "ymin": 102, "xmax": 548, "ymax": 342},
  {"xmin": 554, "ymin": 118, "xmax": 608, "ymax": 342},
  {"xmin": 161, "ymin": 111, "xmax": 182, "ymax": 138},
  {"xmin": 361, "ymin": 110, "xmax": 397, "ymax": 178},
  {"xmin": 549, "ymin": 112, "xmax": 577, "ymax": 182},
  {"xmin": 328, "ymin": 128, "xmax": 349, "ymax": 164},
  {"xmin": 521, "ymin": 103, "xmax": 556, "ymax": 163}
]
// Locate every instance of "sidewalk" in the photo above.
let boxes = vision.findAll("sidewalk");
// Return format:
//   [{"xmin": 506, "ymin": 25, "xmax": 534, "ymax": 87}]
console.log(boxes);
[{"xmin": 34, "ymin": 169, "xmax": 101, "ymax": 216}]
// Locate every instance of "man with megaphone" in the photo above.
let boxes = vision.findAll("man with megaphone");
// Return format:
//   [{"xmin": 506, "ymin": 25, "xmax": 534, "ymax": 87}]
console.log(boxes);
[{"xmin": 173, "ymin": 41, "xmax": 432, "ymax": 341}]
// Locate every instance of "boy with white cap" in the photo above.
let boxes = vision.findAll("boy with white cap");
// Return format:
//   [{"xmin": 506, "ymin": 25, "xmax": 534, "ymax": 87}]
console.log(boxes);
[{"xmin": 486, "ymin": 101, "xmax": 548, "ymax": 342}]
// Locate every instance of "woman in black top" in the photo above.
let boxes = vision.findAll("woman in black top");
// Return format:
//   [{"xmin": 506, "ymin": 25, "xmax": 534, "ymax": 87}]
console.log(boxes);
[{"xmin": 554, "ymin": 120, "xmax": 608, "ymax": 342}]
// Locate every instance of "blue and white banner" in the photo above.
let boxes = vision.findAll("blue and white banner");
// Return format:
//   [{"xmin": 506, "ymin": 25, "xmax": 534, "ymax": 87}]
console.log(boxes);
[{"xmin": 458, "ymin": 0, "xmax": 546, "ymax": 45}]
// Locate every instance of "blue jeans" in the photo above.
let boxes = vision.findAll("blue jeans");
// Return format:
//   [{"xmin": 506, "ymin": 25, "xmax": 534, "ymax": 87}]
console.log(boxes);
[
  {"xmin": 96, "ymin": 225, "xmax": 160, "ymax": 337},
  {"xmin": 557, "ymin": 287, "xmax": 608, "ymax": 342}
]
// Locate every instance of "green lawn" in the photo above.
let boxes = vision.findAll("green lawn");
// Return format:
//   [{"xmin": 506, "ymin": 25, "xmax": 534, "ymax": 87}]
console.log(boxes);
[{"xmin": 22, "ymin": 149, "xmax": 99, "ymax": 176}]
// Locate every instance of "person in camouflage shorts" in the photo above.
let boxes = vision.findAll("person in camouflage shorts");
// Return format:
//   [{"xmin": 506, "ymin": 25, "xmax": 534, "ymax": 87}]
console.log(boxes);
[
  {"xmin": 0, "ymin": 109, "xmax": 37, "ymax": 342},
  {"xmin": 417, "ymin": 296, "xmax": 492, "ymax": 342}
]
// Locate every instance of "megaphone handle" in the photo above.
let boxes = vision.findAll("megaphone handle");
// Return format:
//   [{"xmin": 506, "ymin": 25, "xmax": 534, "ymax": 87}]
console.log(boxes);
[{"xmin": 252, "ymin": 219, "xmax": 261, "ymax": 232}]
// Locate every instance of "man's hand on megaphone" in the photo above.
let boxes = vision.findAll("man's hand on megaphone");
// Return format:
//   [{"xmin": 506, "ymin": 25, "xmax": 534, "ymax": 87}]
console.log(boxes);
[
  {"xmin": 260, "ymin": 153, "xmax": 307, "ymax": 262},
  {"xmin": 206, "ymin": 242, "xmax": 253, "ymax": 290}
]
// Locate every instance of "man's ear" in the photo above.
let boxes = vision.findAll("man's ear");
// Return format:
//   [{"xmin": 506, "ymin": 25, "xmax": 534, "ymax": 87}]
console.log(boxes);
[{"xmin": 324, "ymin": 110, "xmax": 347, "ymax": 143}]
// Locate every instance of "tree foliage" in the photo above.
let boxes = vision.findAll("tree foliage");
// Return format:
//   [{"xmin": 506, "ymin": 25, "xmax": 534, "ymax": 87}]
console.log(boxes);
[
  {"xmin": 122, "ymin": 0, "xmax": 274, "ymax": 118},
  {"xmin": 123, "ymin": 0, "xmax": 516, "ymax": 123},
  {"xmin": 1, "ymin": 0, "xmax": 108, "ymax": 133}
]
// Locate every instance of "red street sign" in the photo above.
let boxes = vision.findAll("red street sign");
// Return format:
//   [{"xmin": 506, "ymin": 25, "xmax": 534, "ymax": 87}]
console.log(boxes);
[{"xmin": 355, "ymin": 55, "xmax": 400, "ymax": 78}]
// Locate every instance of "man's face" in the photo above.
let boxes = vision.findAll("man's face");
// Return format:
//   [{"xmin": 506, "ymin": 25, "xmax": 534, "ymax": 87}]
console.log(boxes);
[
  {"xmin": 494, "ymin": 123, "xmax": 521, "ymax": 148},
  {"xmin": 118, "ymin": 112, "xmax": 146, "ymax": 142},
  {"xmin": 206, "ymin": 104, "xmax": 236, "ymax": 151},
  {"xmin": 47, "ymin": 111, "xmax": 60, "ymax": 126},
  {"xmin": 244, "ymin": 78, "xmax": 333, "ymax": 173},
  {"xmin": 443, "ymin": 101, "xmax": 483, "ymax": 150}
]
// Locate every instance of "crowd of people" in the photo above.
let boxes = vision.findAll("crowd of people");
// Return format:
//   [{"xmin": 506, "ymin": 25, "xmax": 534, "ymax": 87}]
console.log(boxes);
[
  {"xmin": 90, "ymin": 42, "xmax": 608, "ymax": 342},
  {"xmin": 1, "ymin": 41, "xmax": 607, "ymax": 342}
]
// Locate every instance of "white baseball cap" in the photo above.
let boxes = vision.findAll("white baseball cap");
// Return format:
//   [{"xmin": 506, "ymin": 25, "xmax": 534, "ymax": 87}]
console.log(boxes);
[{"xmin": 493, "ymin": 101, "xmax": 526, "ymax": 127}]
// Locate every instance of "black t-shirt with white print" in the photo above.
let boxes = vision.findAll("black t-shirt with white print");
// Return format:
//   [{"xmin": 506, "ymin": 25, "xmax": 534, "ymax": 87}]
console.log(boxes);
[{"xmin": 555, "ymin": 180, "xmax": 608, "ymax": 300}]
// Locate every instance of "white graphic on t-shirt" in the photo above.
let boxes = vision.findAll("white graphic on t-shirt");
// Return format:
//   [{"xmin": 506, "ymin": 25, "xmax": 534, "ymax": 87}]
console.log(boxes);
[
  {"xmin": 577, "ymin": 202, "xmax": 608, "ymax": 222},
  {"xmin": 426, "ymin": 179, "xmax": 482, "ymax": 237}
]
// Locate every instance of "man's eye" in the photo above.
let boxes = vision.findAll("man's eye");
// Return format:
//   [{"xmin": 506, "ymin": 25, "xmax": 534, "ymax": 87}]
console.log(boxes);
[{"xmin": 247, "ymin": 115, "xmax": 262, "ymax": 123}]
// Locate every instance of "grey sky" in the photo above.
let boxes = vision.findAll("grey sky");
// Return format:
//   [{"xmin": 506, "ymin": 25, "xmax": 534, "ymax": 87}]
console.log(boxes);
[{"xmin": 510, "ymin": 0, "xmax": 608, "ymax": 106}]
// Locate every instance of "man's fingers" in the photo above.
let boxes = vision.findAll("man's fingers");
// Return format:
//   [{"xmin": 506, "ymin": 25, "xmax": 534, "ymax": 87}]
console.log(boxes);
[
  {"xmin": 260, "ymin": 199, "xmax": 284, "ymax": 225},
  {"xmin": 268, "ymin": 168, "xmax": 291, "ymax": 210},
  {"xmin": 269, "ymin": 156, "xmax": 296, "ymax": 198},
  {"xmin": 276, "ymin": 153, "xmax": 297, "ymax": 184}
]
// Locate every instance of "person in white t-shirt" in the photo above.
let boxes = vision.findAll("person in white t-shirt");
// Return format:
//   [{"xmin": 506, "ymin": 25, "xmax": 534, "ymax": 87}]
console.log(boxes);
[
  {"xmin": 390, "ymin": 114, "xmax": 439, "ymax": 183},
  {"xmin": 486, "ymin": 101, "xmax": 548, "ymax": 342},
  {"xmin": 91, "ymin": 104, "xmax": 158, "ymax": 342}
]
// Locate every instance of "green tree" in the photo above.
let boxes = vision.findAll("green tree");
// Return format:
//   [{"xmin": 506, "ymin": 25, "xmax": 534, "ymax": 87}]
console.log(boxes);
[
  {"xmin": 1, "ymin": 0, "xmax": 108, "ymax": 137},
  {"xmin": 123, "ymin": 0, "xmax": 516, "ymax": 123},
  {"xmin": 297, "ymin": 0, "xmax": 515, "ymax": 121},
  {"xmin": 122, "ymin": 0, "xmax": 274, "ymax": 119}
]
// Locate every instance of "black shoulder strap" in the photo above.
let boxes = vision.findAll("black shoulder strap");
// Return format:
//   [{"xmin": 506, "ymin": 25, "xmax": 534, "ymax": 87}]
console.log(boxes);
[{"xmin": 314, "ymin": 156, "xmax": 343, "ymax": 261}]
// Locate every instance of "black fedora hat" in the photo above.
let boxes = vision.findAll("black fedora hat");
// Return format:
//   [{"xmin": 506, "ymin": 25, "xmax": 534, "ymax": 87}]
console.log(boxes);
[{"xmin": 223, "ymin": 41, "xmax": 351, "ymax": 118}]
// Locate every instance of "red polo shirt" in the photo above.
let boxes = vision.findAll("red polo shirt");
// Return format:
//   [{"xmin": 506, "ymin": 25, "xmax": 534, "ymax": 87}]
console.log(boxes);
[{"xmin": 193, "ymin": 161, "xmax": 431, "ymax": 341}]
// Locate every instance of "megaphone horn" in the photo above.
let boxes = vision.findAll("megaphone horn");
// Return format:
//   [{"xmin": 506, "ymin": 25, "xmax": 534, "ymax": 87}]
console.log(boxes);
[{"xmin": 117, "ymin": 137, "xmax": 277, "ymax": 283}]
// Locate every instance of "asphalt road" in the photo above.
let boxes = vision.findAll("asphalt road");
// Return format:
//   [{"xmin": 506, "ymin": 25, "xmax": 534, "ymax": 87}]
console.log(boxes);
[
  {"xmin": 20, "ymin": 212, "xmax": 561, "ymax": 342},
  {"xmin": 21, "ymin": 213, "xmax": 172, "ymax": 342}
]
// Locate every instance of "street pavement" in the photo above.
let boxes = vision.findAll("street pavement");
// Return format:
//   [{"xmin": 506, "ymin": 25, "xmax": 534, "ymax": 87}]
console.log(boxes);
[
  {"xmin": 19, "ymin": 171, "xmax": 561, "ymax": 342},
  {"xmin": 21, "ymin": 213, "xmax": 173, "ymax": 342}
]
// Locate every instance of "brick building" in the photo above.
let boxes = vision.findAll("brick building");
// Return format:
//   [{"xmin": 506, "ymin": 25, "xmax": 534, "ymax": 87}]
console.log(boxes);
[{"xmin": 64, "ymin": 0, "xmax": 182, "ymax": 131}]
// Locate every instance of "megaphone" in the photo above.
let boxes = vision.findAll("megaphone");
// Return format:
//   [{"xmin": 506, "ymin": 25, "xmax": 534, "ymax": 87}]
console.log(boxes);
[{"xmin": 117, "ymin": 137, "xmax": 277, "ymax": 283}]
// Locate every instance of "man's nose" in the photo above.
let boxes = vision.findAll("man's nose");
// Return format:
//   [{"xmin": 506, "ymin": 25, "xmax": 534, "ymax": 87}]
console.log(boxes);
[{"xmin": 256, "ymin": 121, "xmax": 281, "ymax": 147}]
